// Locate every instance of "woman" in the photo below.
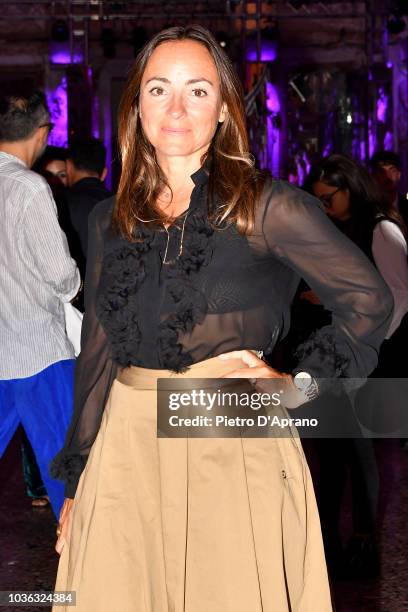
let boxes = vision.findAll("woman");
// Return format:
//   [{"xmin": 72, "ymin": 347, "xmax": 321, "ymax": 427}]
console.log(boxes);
[
  {"xmin": 310, "ymin": 154, "xmax": 408, "ymax": 372},
  {"xmin": 50, "ymin": 28, "xmax": 392, "ymax": 611},
  {"xmin": 307, "ymin": 154, "xmax": 407, "ymax": 578}
]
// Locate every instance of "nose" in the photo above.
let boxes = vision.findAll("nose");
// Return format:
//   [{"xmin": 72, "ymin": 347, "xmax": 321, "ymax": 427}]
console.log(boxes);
[{"xmin": 167, "ymin": 94, "xmax": 186, "ymax": 119}]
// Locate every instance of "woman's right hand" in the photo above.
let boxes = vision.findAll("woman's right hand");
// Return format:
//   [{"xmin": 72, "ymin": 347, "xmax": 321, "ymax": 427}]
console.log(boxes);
[{"xmin": 55, "ymin": 498, "xmax": 74, "ymax": 555}]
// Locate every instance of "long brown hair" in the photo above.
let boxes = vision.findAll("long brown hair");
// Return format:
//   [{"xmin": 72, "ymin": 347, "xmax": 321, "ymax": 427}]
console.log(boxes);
[
  {"xmin": 114, "ymin": 25, "xmax": 261, "ymax": 240},
  {"xmin": 377, "ymin": 198, "xmax": 408, "ymax": 240}
]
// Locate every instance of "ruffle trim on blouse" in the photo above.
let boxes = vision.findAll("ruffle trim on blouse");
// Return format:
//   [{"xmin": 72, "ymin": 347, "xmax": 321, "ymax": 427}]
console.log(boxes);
[
  {"xmin": 157, "ymin": 209, "xmax": 214, "ymax": 372},
  {"xmin": 96, "ymin": 206, "xmax": 214, "ymax": 372},
  {"xmin": 49, "ymin": 451, "xmax": 87, "ymax": 486},
  {"xmin": 294, "ymin": 325, "xmax": 350, "ymax": 377},
  {"xmin": 96, "ymin": 226, "xmax": 154, "ymax": 367}
]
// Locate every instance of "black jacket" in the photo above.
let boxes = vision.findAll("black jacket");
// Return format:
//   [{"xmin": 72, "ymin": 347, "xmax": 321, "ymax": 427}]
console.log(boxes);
[
  {"xmin": 66, "ymin": 177, "xmax": 112, "ymax": 271},
  {"xmin": 63, "ymin": 177, "xmax": 112, "ymax": 311}
]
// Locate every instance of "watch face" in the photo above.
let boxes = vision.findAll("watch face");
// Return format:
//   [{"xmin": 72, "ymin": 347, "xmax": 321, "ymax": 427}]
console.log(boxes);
[
  {"xmin": 294, "ymin": 372, "xmax": 312, "ymax": 390},
  {"xmin": 294, "ymin": 372, "xmax": 319, "ymax": 401}
]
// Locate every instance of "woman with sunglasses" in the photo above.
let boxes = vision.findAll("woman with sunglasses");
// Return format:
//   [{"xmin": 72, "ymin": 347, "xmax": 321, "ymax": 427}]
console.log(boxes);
[
  {"xmin": 300, "ymin": 154, "xmax": 408, "ymax": 579},
  {"xmin": 309, "ymin": 153, "xmax": 408, "ymax": 350},
  {"xmin": 307, "ymin": 155, "xmax": 378, "ymax": 258}
]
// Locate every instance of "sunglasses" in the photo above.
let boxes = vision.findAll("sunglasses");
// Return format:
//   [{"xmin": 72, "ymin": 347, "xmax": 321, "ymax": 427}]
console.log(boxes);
[
  {"xmin": 39, "ymin": 122, "xmax": 55, "ymax": 133},
  {"xmin": 318, "ymin": 187, "xmax": 341, "ymax": 207}
]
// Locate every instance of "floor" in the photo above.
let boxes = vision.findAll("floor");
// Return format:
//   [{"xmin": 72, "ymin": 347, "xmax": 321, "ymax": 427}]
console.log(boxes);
[{"xmin": 0, "ymin": 428, "xmax": 407, "ymax": 612}]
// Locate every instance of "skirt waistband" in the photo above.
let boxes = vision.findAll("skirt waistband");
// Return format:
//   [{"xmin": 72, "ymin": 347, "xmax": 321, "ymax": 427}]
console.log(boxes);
[{"xmin": 116, "ymin": 354, "xmax": 250, "ymax": 390}]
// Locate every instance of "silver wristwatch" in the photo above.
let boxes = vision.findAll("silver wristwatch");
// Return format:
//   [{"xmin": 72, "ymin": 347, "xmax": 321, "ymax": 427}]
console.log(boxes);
[{"xmin": 293, "ymin": 371, "xmax": 319, "ymax": 401}]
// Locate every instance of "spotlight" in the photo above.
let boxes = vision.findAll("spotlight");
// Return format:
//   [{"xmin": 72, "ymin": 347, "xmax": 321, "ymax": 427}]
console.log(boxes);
[
  {"xmin": 387, "ymin": 14, "xmax": 406, "ymax": 35},
  {"xmin": 101, "ymin": 28, "xmax": 116, "ymax": 59},
  {"xmin": 51, "ymin": 20, "xmax": 69, "ymax": 43},
  {"xmin": 216, "ymin": 31, "xmax": 229, "ymax": 50},
  {"xmin": 246, "ymin": 27, "xmax": 278, "ymax": 63},
  {"xmin": 132, "ymin": 26, "xmax": 149, "ymax": 56}
]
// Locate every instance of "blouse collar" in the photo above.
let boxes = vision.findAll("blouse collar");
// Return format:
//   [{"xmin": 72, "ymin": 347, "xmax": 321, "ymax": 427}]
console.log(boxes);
[{"xmin": 190, "ymin": 156, "xmax": 211, "ymax": 187}]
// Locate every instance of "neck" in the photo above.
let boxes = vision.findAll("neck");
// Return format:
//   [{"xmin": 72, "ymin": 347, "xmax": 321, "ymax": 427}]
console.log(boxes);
[
  {"xmin": 157, "ymin": 151, "xmax": 206, "ymax": 192},
  {"xmin": 0, "ymin": 142, "xmax": 33, "ymax": 167},
  {"xmin": 70, "ymin": 169, "xmax": 100, "ymax": 185},
  {"xmin": 156, "ymin": 152, "xmax": 206, "ymax": 217}
]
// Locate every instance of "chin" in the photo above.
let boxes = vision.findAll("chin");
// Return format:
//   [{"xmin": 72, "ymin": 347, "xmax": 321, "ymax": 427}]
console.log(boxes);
[{"xmin": 155, "ymin": 145, "xmax": 195, "ymax": 157}]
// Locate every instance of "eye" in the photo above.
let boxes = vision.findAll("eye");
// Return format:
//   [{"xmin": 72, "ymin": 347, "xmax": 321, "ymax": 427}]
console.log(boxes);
[
  {"xmin": 192, "ymin": 88, "xmax": 207, "ymax": 97},
  {"xmin": 149, "ymin": 87, "xmax": 165, "ymax": 96}
]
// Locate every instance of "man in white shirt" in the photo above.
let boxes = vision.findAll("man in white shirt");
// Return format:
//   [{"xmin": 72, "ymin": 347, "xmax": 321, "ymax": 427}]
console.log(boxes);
[{"xmin": 0, "ymin": 88, "xmax": 80, "ymax": 519}]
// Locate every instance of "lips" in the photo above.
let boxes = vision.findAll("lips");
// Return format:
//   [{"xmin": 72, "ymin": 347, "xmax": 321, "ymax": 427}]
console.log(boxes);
[{"xmin": 162, "ymin": 127, "xmax": 190, "ymax": 134}]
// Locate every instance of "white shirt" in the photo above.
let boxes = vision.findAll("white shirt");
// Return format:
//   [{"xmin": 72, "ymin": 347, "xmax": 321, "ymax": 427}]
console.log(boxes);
[
  {"xmin": 372, "ymin": 219, "xmax": 408, "ymax": 339},
  {"xmin": 0, "ymin": 151, "xmax": 80, "ymax": 379}
]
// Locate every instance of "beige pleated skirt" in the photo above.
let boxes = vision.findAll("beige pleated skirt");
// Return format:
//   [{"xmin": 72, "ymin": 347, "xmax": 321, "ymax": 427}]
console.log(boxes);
[{"xmin": 53, "ymin": 356, "xmax": 333, "ymax": 612}]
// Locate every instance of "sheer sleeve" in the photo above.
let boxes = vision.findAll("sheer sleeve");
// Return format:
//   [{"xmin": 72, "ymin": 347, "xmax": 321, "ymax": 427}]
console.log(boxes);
[
  {"xmin": 50, "ymin": 197, "xmax": 118, "ymax": 498},
  {"xmin": 259, "ymin": 180, "xmax": 394, "ymax": 380}
]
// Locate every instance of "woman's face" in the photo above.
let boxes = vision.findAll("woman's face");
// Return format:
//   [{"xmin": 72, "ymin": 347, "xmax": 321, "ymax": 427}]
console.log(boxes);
[
  {"xmin": 45, "ymin": 159, "xmax": 68, "ymax": 186},
  {"xmin": 139, "ymin": 40, "xmax": 226, "ymax": 164},
  {"xmin": 312, "ymin": 181, "xmax": 351, "ymax": 221}
]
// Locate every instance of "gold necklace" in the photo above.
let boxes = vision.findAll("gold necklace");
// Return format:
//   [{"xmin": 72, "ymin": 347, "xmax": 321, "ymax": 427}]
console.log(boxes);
[{"xmin": 162, "ymin": 210, "xmax": 190, "ymax": 265}]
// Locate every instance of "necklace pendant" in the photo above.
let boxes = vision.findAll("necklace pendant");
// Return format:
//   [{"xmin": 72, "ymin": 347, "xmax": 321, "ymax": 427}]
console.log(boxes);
[{"xmin": 161, "ymin": 210, "xmax": 189, "ymax": 266}]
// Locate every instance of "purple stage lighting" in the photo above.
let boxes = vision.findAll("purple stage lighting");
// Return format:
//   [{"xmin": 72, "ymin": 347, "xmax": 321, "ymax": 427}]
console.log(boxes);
[
  {"xmin": 266, "ymin": 82, "xmax": 280, "ymax": 113},
  {"xmin": 246, "ymin": 28, "xmax": 278, "ymax": 63},
  {"xmin": 246, "ymin": 40, "xmax": 277, "ymax": 62},
  {"xmin": 46, "ymin": 75, "xmax": 68, "ymax": 147},
  {"xmin": 50, "ymin": 50, "xmax": 84, "ymax": 65},
  {"xmin": 265, "ymin": 82, "xmax": 281, "ymax": 176}
]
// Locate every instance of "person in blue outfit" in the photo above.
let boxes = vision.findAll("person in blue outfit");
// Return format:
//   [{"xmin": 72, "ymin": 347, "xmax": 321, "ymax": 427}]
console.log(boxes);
[{"xmin": 0, "ymin": 87, "xmax": 80, "ymax": 519}]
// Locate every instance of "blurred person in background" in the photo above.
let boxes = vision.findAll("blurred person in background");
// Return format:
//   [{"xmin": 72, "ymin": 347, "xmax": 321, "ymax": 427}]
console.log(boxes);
[
  {"xmin": 370, "ymin": 150, "xmax": 408, "ymax": 228},
  {"xmin": 306, "ymin": 153, "xmax": 407, "ymax": 579},
  {"xmin": 37, "ymin": 145, "xmax": 68, "ymax": 187},
  {"xmin": 65, "ymin": 139, "xmax": 111, "ymax": 274},
  {"xmin": 24, "ymin": 146, "xmax": 71, "ymax": 508},
  {"xmin": 63, "ymin": 138, "xmax": 111, "ymax": 310},
  {"xmin": 34, "ymin": 145, "xmax": 79, "ymax": 263},
  {"xmin": 311, "ymin": 154, "xmax": 408, "ymax": 372},
  {"xmin": 35, "ymin": 146, "xmax": 68, "ymax": 206},
  {"xmin": 0, "ymin": 87, "xmax": 80, "ymax": 519}
]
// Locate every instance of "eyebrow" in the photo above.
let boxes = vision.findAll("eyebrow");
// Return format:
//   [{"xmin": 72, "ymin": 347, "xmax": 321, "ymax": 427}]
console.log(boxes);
[{"xmin": 145, "ymin": 77, "xmax": 214, "ymax": 86}]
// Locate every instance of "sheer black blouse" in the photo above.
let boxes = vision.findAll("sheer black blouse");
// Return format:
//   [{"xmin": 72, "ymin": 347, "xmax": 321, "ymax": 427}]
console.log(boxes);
[{"xmin": 51, "ymin": 166, "xmax": 393, "ymax": 498}]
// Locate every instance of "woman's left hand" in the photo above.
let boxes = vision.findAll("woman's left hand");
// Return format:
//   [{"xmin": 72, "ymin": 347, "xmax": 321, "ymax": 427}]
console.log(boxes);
[{"xmin": 218, "ymin": 350, "xmax": 306, "ymax": 409}]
